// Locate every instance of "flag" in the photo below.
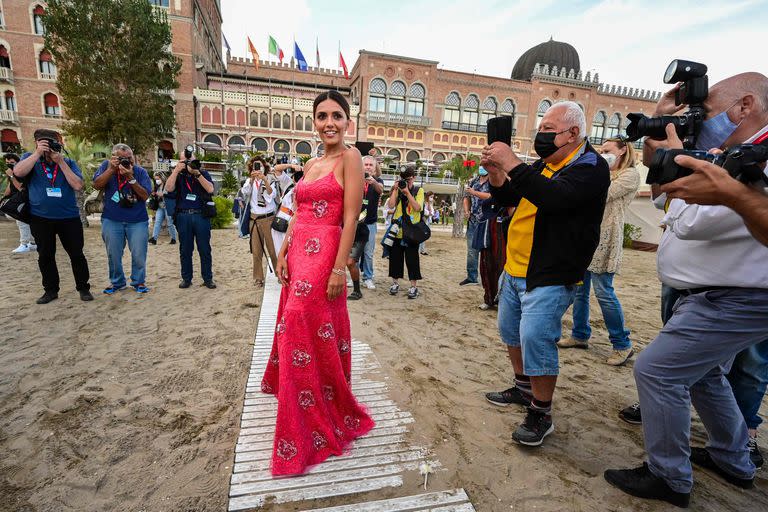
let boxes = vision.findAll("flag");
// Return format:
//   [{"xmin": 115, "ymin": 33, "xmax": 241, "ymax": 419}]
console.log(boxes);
[
  {"xmin": 294, "ymin": 42, "xmax": 308, "ymax": 71},
  {"xmin": 339, "ymin": 46, "xmax": 349, "ymax": 79},
  {"xmin": 222, "ymin": 33, "xmax": 232, "ymax": 54},
  {"xmin": 247, "ymin": 36, "xmax": 259, "ymax": 70},
  {"xmin": 268, "ymin": 35, "xmax": 284, "ymax": 63},
  {"xmin": 315, "ymin": 37, "xmax": 320, "ymax": 68}
]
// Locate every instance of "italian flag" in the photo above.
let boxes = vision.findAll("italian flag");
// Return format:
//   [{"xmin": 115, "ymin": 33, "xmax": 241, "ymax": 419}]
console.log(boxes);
[{"xmin": 268, "ymin": 35, "xmax": 284, "ymax": 63}]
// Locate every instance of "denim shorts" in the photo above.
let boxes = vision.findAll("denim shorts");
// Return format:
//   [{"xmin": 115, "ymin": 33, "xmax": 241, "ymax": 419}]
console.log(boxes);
[{"xmin": 497, "ymin": 272, "xmax": 575, "ymax": 376}]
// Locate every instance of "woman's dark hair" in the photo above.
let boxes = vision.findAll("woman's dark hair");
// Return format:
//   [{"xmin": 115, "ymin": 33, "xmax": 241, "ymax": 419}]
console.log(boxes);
[
  {"xmin": 400, "ymin": 168, "xmax": 416, "ymax": 179},
  {"xmin": 313, "ymin": 90, "xmax": 350, "ymax": 119}
]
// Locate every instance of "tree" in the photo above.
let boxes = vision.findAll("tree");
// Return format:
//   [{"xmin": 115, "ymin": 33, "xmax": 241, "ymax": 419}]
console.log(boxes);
[
  {"xmin": 44, "ymin": 0, "xmax": 181, "ymax": 155},
  {"xmin": 64, "ymin": 136, "xmax": 111, "ymax": 226},
  {"xmin": 441, "ymin": 155, "xmax": 478, "ymax": 237}
]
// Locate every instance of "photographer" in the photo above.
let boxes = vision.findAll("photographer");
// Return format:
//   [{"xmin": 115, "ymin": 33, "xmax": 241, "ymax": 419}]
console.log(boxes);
[
  {"xmin": 4, "ymin": 153, "xmax": 37, "ymax": 254},
  {"xmin": 92, "ymin": 144, "xmax": 152, "ymax": 294},
  {"xmin": 11, "ymin": 129, "xmax": 93, "ymax": 303},
  {"xmin": 480, "ymin": 101, "xmax": 609, "ymax": 447},
  {"xmin": 239, "ymin": 156, "xmax": 278, "ymax": 287},
  {"xmin": 360, "ymin": 155, "xmax": 384, "ymax": 288},
  {"xmin": 148, "ymin": 171, "xmax": 177, "ymax": 245},
  {"xmin": 460, "ymin": 167, "xmax": 491, "ymax": 285},
  {"xmin": 605, "ymin": 72, "xmax": 768, "ymax": 508},
  {"xmin": 385, "ymin": 168, "xmax": 424, "ymax": 299},
  {"xmin": 165, "ymin": 156, "xmax": 216, "ymax": 289}
]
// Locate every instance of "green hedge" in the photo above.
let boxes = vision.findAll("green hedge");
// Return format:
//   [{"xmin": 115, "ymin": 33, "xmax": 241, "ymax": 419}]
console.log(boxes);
[{"xmin": 210, "ymin": 196, "xmax": 234, "ymax": 229}]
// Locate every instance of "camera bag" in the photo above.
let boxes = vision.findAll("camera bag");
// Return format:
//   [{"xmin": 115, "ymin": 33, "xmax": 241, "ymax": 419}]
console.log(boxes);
[
  {"xmin": 0, "ymin": 180, "xmax": 30, "ymax": 223},
  {"xmin": 399, "ymin": 190, "xmax": 431, "ymax": 245}
]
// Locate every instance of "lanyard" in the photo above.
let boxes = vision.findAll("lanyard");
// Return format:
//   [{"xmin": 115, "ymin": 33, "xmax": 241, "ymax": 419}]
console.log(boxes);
[
  {"xmin": 42, "ymin": 163, "xmax": 59, "ymax": 187},
  {"xmin": 363, "ymin": 181, "xmax": 369, "ymax": 196},
  {"xmin": 185, "ymin": 174, "xmax": 196, "ymax": 192},
  {"xmin": 117, "ymin": 173, "xmax": 131, "ymax": 191}
]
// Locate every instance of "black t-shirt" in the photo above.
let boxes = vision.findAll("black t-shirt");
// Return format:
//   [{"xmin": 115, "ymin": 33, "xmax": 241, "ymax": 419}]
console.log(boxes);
[{"xmin": 362, "ymin": 177, "xmax": 384, "ymax": 224}]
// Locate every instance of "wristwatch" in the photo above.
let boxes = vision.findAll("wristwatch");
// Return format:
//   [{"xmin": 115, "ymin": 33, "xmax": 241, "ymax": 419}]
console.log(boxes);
[{"xmin": 128, "ymin": 178, "xmax": 137, "ymax": 185}]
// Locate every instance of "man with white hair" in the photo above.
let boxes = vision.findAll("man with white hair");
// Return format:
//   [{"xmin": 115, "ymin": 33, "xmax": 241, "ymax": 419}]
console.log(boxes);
[{"xmin": 480, "ymin": 101, "xmax": 610, "ymax": 446}]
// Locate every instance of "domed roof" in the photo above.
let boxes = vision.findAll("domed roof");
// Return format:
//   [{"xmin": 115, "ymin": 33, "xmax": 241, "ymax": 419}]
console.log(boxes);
[{"xmin": 511, "ymin": 38, "xmax": 580, "ymax": 81}]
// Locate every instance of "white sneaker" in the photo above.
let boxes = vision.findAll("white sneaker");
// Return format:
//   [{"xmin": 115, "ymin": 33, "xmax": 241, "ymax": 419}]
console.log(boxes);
[
  {"xmin": 12, "ymin": 244, "xmax": 31, "ymax": 254},
  {"xmin": 27, "ymin": 244, "xmax": 37, "ymax": 252},
  {"xmin": 363, "ymin": 279, "xmax": 376, "ymax": 290}
]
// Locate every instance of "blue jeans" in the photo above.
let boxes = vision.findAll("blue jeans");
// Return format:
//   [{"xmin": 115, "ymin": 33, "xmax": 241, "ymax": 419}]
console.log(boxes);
[
  {"xmin": 497, "ymin": 272, "xmax": 575, "ymax": 376},
  {"xmin": 152, "ymin": 207, "xmax": 177, "ymax": 240},
  {"xmin": 360, "ymin": 222, "xmax": 377, "ymax": 280},
  {"xmin": 727, "ymin": 339, "xmax": 768, "ymax": 430},
  {"xmin": 466, "ymin": 220, "xmax": 479, "ymax": 282},
  {"xmin": 175, "ymin": 212, "xmax": 213, "ymax": 282},
  {"xmin": 101, "ymin": 218, "xmax": 149, "ymax": 287},
  {"xmin": 571, "ymin": 271, "xmax": 632, "ymax": 350}
]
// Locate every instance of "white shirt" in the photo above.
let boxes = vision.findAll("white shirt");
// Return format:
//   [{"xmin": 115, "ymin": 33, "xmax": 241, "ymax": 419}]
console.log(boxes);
[
  {"xmin": 240, "ymin": 179, "xmax": 276, "ymax": 215},
  {"xmin": 657, "ymin": 199, "xmax": 768, "ymax": 289},
  {"xmin": 276, "ymin": 188, "xmax": 296, "ymax": 222}
]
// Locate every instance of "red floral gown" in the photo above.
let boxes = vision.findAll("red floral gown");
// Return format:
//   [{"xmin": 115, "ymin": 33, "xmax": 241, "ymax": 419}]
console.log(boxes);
[{"xmin": 261, "ymin": 167, "xmax": 375, "ymax": 476}]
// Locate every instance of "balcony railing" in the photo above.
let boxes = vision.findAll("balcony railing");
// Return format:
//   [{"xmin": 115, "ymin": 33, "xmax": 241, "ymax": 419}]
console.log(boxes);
[
  {"xmin": 366, "ymin": 111, "xmax": 431, "ymax": 127},
  {"xmin": 0, "ymin": 110, "xmax": 19, "ymax": 123},
  {"xmin": 40, "ymin": 72, "xmax": 57, "ymax": 81},
  {"xmin": 0, "ymin": 67, "xmax": 12, "ymax": 81},
  {"xmin": 440, "ymin": 121, "xmax": 518, "ymax": 136}
]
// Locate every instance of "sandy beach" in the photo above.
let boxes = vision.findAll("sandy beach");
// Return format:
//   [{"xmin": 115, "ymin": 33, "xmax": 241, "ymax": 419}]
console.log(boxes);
[{"xmin": 0, "ymin": 217, "xmax": 765, "ymax": 511}]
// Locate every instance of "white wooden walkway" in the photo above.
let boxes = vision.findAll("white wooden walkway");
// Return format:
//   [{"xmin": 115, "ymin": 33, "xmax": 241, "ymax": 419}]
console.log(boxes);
[{"xmin": 228, "ymin": 274, "xmax": 475, "ymax": 511}]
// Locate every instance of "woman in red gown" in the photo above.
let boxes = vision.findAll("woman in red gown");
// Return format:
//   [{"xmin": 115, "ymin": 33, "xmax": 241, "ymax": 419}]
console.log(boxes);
[{"xmin": 261, "ymin": 90, "xmax": 375, "ymax": 476}]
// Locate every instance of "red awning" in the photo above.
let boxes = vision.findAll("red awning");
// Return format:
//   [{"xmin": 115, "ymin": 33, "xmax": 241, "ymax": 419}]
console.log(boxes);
[
  {"xmin": 158, "ymin": 140, "xmax": 173, "ymax": 151},
  {"xmin": 1, "ymin": 129, "xmax": 19, "ymax": 143},
  {"xmin": 5, "ymin": 91, "xmax": 13, "ymax": 98},
  {"xmin": 39, "ymin": 50, "xmax": 52, "ymax": 62},
  {"xmin": 0, "ymin": 47, "xmax": 8, "ymax": 58},
  {"xmin": 44, "ymin": 93, "xmax": 59, "ymax": 107},
  {"xmin": 33, "ymin": 5, "xmax": 45, "ymax": 15}
]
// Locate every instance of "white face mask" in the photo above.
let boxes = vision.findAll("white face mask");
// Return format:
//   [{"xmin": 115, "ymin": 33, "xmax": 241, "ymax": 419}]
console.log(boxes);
[
  {"xmin": 155, "ymin": 179, "xmax": 162, "ymax": 185},
  {"xmin": 602, "ymin": 153, "xmax": 617, "ymax": 169}
]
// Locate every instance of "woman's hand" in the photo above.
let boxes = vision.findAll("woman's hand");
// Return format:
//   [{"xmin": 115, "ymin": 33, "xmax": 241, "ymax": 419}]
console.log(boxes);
[
  {"xmin": 276, "ymin": 255, "xmax": 289, "ymax": 286},
  {"xmin": 326, "ymin": 271, "xmax": 345, "ymax": 301}
]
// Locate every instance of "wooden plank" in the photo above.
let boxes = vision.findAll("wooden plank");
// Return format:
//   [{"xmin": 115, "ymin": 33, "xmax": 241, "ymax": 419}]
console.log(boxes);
[
  {"xmin": 234, "ymin": 436, "xmax": 413, "ymax": 463},
  {"xmin": 241, "ymin": 405, "xmax": 400, "ymax": 424},
  {"xmin": 236, "ymin": 415, "xmax": 414, "ymax": 441},
  {"xmin": 303, "ymin": 489, "xmax": 472, "ymax": 512},
  {"xmin": 228, "ymin": 475, "xmax": 403, "ymax": 511},
  {"xmin": 234, "ymin": 426, "xmax": 411, "ymax": 453}
]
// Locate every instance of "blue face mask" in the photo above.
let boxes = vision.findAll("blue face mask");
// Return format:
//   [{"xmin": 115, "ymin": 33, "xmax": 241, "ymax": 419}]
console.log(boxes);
[
  {"xmin": 696, "ymin": 103, "xmax": 741, "ymax": 151},
  {"xmin": 478, "ymin": 168, "xmax": 488, "ymax": 176}
]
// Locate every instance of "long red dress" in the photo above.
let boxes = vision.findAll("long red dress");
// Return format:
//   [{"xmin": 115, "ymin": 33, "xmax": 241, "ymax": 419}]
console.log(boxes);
[{"xmin": 260, "ymin": 168, "xmax": 375, "ymax": 476}]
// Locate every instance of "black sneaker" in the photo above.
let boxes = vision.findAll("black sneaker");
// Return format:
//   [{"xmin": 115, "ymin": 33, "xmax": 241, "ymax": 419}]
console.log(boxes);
[
  {"xmin": 407, "ymin": 286, "xmax": 419, "ymax": 299},
  {"xmin": 619, "ymin": 401, "xmax": 642, "ymax": 425},
  {"xmin": 179, "ymin": 280, "xmax": 192, "ymax": 289},
  {"xmin": 389, "ymin": 283, "xmax": 399, "ymax": 295},
  {"xmin": 748, "ymin": 436, "xmax": 764, "ymax": 470},
  {"xmin": 485, "ymin": 386, "xmax": 531, "ymax": 407},
  {"xmin": 459, "ymin": 278, "xmax": 479, "ymax": 286},
  {"xmin": 148, "ymin": 237, "xmax": 157, "ymax": 245},
  {"xmin": 79, "ymin": 290, "xmax": 94, "ymax": 302},
  {"xmin": 203, "ymin": 280, "xmax": 217, "ymax": 289},
  {"xmin": 690, "ymin": 447, "xmax": 754, "ymax": 489},
  {"xmin": 512, "ymin": 408, "xmax": 554, "ymax": 446},
  {"xmin": 348, "ymin": 290, "xmax": 363, "ymax": 300},
  {"xmin": 36, "ymin": 291, "xmax": 58, "ymax": 304},
  {"xmin": 169, "ymin": 239, "xmax": 177, "ymax": 245},
  {"xmin": 604, "ymin": 463, "xmax": 690, "ymax": 508}
]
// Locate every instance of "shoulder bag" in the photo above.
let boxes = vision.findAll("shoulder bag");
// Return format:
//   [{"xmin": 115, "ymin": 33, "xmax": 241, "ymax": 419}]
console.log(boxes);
[{"xmin": 399, "ymin": 188, "xmax": 431, "ymax": 245}]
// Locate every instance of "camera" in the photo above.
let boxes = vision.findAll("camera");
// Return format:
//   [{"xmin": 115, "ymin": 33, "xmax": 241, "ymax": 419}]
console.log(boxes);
[
  {"xmin": 118, "ymin": 190, "xmax": 138, "ymax": 208},
  {"xmin": 625, "ymin": 59, "xmax": 709, "ymax": 149},
  {"xmin": 41, "ymin": 137, "xmax": 62, "ymax": 153},
  {"xmin": 253, "ymin": 162, "xmax": 262, "ymax": 172},
  {"xmin": 119, "ymin": 157, "xmax": 132, "ymax": 168},
  {"xmin": 364, "ymin": 172, "xmax": 370, "ymax": 179},
  {"xmin": 382, "ymin": 223, "xmax": 400, "ymax": 247},
  {"xmin": 183, "ymin": 144, "xmax": 194, "ymax": 162},
  {"xmin": 646, "ymin": 144, "xmax": 768, "ymax": 185},
  {"xmin": 398, "ymin": 179, "xmax": 407, "ymax": 189}
]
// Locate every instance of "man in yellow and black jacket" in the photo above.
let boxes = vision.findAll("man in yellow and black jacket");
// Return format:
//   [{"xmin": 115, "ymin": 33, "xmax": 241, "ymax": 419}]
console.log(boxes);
[{"xmin": 480, "ymin": 101, "xmax": 609, "ymax": 447}]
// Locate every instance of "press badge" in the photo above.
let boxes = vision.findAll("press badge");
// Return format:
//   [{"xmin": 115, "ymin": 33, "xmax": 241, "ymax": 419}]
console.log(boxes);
[
  {"xmin": 363, "ymin": 199, "xmax": 369, "ymax": 206},
  {"xmin": 46, "ymin": 187, "xmax": 62, "ymax": 198},
  {"xmin": 111, "ymin": 191, "xmax": 120, "ymax": 202},
  {"xmin": 186, "ymin": 194, "xmax": 197, "ymax": 201}
]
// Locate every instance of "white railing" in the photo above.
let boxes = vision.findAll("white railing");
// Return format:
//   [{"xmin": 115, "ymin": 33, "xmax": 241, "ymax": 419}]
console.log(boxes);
[
  {"xmin": 40, "ymin": 72, "xmax": 56, "ymax": 81},
  {"xmin": 0, "ymin": 67, "xmax": 12, "ymax": 81},
  {"xmin": 0, "ymin": 110, "xmax": 19, "ymax": 123},
  {"xmin": 367, "ymin": 111, "xmax": 431, "ymax": 126}
]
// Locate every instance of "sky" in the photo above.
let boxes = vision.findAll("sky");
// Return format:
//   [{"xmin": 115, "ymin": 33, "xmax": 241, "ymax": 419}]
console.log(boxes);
[{"xmin": 221, "ymin": 0, "xmax": 767, "ymax": 93}]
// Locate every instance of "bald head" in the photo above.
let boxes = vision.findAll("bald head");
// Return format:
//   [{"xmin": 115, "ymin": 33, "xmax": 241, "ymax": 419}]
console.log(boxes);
[
  {"xmin": 712, "ymin": 72, "xmax": 768, "ymax": 111},
  {"xmin": 705, "ymin": 72, "xmax": 768, "ymax": 147}
]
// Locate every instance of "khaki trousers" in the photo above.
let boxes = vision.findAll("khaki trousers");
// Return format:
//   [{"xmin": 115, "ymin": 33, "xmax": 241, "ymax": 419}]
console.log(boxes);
[{"xmin": 250, "ymin": 215, "xmax": 278, "ymax": 281}]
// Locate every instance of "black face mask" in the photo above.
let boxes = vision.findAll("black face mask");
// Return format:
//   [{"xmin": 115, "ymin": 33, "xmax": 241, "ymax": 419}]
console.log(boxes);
[{"xmin": 534, "ymin": 129, "xmax": 570, "ymax": 159}]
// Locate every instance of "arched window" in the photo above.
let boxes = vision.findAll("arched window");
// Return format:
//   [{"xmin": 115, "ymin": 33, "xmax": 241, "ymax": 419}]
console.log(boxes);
[
  {"xmin": 501, "ymin": 99, "xmax": 515, "ymax": 114},
  {"xmin": 203, "ymin": 133, "xmax": 222, "ymax": 146},
  {"xmin": 0, "ymin": 46, "xmax": 10, "ymax": 69},
  {"xmin": 296, "ymin": 141, "xmax": 312, "ymax": 155},
  {"xmin": 1, "ymin": 128, "xmax": 20, "ymax": 153},
  {"xmin": 480, "ymin": 96, "xmax": 498, "ymax": 128},
  {"xmin": 591, "ymin": 111, "xmax": 607, "ymax": 142},
  {"xmin": 443, "ymin": 92, "xmax": 461, "ymax": 128},
  {"xmin": 5, "ymin": 91, "xmax": 15, "ymax": 111},
  {"xmin": 272, "ymin": 112, "xmax": 280, "ymax": 129},
  {"xmin": 406, "ymin": 150, "xmax": 420, "ymax": 162},
  {"xmin": 407, "ymin": 83, "xmax": 425, "ymax": 117},
  {"xmin": 260, "ymin": 112, "xmax": 268, "ymax": 127},
  {"xmin": 376, "ymin": 127, "xmax": 384, "ymax": 137},
  {"xmin": 228, "ymin": 135, "xmax": 245, "ymax": 146},
  {"xmin": 273, "ymin": 139, "xmax": 290, "ymax": 153},
  {"xmin": 462, "ymin": 94, "xmax": 479, "ymax": 129},
  {"xmin": 295, "ymin": 114, "xmax": 303, "ymax": 131},
  {"xmin": 606, "ymin": 113, "xmax": 621, "ymax": 139},
  {"xmin": 536, "ymin": 99, "xmax": 552, "ymax": 128},
  {"xmin": 304, "ymin": 117, "xmax": 313, "ymax": 131},
  {"xmin": 249, "ymin": 111, "xmax": 258, "ymax": 126},
  {"xmin": 387, "ymin": 148, "xmax": 401, "ymax": 161},
  {"xmin": 282, "ymin": 113, "xmax": 290, "ymax": 130},
  {"xmin": 33, "ymin": 5, "xmax": 45, "ymax": 35},
  {"xmin": 368, "ymin": 78, "xmax": 386, "ymax": 112},
  {"xmin": 251, "ymin": 137, "xmax": 268, "ymax": 151},
  {"xmin": 388, "ymin": 80, "xmax": 406, "ymax": 115},
  {"xmin": 43, "ymin": 93, "xmax": 60, "ymax": 116},
  {"xmin": 39, "ymin": 50, "xmax": 56, "ymax": 79},
  {"xmin": 432, "ymin": 152, "xmax": 446, "ymax": 164}
]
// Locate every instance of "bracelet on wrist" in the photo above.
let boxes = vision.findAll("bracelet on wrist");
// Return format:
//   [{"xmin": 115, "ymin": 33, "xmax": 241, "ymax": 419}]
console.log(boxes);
[{"xmin": 331, "ymin": 267, "xmax": 345, "ymax": 276}]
